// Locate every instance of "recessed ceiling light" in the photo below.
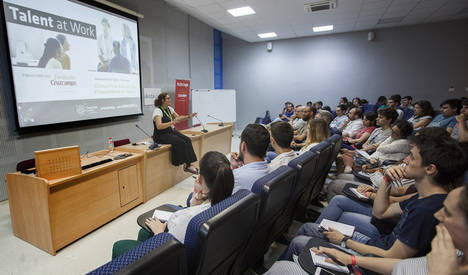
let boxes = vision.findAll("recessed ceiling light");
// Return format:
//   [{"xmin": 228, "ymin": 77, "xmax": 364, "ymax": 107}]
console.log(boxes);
[
  {"xmin": 313, "ymin": 25, "xmax": 334, "ymax": 32},
  {"xmin": 227, "ymin": 6, "xmax": 256, "ymax": 17},
  {"xmin": 257, "ymin": 32, "xmax": 277, "ymax": 38}
]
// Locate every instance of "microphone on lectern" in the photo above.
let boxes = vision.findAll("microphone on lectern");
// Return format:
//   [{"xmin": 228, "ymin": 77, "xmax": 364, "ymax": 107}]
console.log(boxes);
[
  {"xmin": 194, "ymin": 115, "xmax": 208, "ymax": 133},
  {"xmin": 135, "ymin": 124, "xmax": 160, "ymax": 150},
  {"xmin": 207, "ymin": 115, "xmax": 224, "ymax": 126}
]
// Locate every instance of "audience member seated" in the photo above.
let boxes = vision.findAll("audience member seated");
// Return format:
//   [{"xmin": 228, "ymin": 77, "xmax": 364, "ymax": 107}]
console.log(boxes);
[
  {"xmin": 305, "ymin": 183, "xmax": 468, "ymax": 275},
  {"xmin": 338, "ymin": 107, "xmax": 397, "ymax": 173},
  {"xmin": 428, "ymin": 98, "xmax": 461, "ymax": 134},
  {"xmin": 295, "ymin": 119, "xmax": 330, "ymax": 153},
  {"xmin": 112, "ymin": 151, "xmax": 234, "ymax": 258},
  {"xmin": 292, "ymin": 106, "xmax": 314, "ymax": 145},
  {"xmin": 400, "ymin": 95, "xmax": 414, "ymax": 120},
  {"xmin": 290, "ymin": 106, "xmax": 307, "ymax": 136},
  {"xmin": 330, "ymin": 104, "xmax": 348, "ymax": 130},
  {"xmin": 230, "ymin": 124, "xmax": 270, "ymax": 193},
  {"xmin": 452, "ymin": 98, "xmax": 468, "ymax": 142},
  {"xmin": 341, "ymin": 112, "xmax": 377, "ymax": 151},
  {"xmin": 401, "ymin": 96, "xmax": 412, "ymax": 110},
  {"xmin": 364, "ymin": 120, "xmax": 413, "ymax": 167},
  {"xmin": 407, "ymin": 100, "xmax": 434, "ymax": 131},
  {"xmin": 388, "ymin": 94, "xmax": 404, "ymax": 121},
  {"xmin": 317, "ymin": 110, "xmax": 340, "ymax": 135},
  {"xmin": 339, "ymin": 97, "xmax": 348, "ymax": 105},
  {"xmin": 352, "ymin": 97, "xmax": 362, "ymax": 109},
  {"xmin": 374, "ymin": 95, "xmax": 388, "ymax": 111},
  {"xmin": 341, "ymin": 107, "xmax": 364, "ymax": 139},
  {"xmin": 280, "ymin": 134, "xmax": 466, "ymax": 261},
  {"xmin": 314, "ymin": 101, "xmax": 323, "ymax": 110},
  {"xmin": 322, "ymin": 105, "xmax": 332, "ymax": 112},
  {"xmin": 268, "ymin": 121, "xmax": 298, "ymax": 171}
]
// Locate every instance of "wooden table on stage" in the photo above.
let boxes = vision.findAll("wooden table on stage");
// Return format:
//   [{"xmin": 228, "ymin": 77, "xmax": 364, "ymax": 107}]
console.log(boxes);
[
  {"xmin": 116, "ymin": 123, "xmax": 233, "ymax": 202},
  {"xmin": 6, "ymin": 150, "xmax": 144, "ymax": 255}
]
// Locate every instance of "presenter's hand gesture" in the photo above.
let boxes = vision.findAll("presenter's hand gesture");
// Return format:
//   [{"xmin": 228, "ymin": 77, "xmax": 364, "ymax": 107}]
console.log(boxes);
[{"xmin": 145, "ymin": 217, "xmax": 167, "ymax": 235}]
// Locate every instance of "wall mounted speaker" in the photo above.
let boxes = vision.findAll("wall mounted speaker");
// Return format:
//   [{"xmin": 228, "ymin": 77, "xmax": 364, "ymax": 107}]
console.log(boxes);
[
  {"xmin": 368, "ymin": 31, "xmax": 375, "ymax": 41},
  {"xmin": 267, "ymin": 41, "xmax": 273, "ymax": 52}
]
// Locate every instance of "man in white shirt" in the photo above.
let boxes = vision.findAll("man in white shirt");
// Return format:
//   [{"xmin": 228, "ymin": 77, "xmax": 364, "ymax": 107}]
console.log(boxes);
[
  {"xmin": 293, "ymin": 106, "xmax": 314, "ymax": 144},
  {"xmin": 341, "ymin": 107, "xmax": 364, "ymax": 138},
  {"xmin": 269, "ymin": 121, "xmax": 298, "ymax": 171},
  {"xmin": 388, "ymin": 95, "xmax": 404, "ymax": 121},
  {"xmin": 291, "ymin": 106, "xmax": 307, "ymax": 136},
  {"xmin": 330, "ymin": 104, "xmax": 348, "ymax": 130},
  {"xmin": 230, "ymin": 124, "xmax": 271, "ymax": 193}
]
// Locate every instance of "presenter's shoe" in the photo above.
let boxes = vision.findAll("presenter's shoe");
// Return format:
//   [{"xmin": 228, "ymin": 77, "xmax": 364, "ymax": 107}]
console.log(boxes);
[{"xmin": 183, "ymin": 165, "xmax": 199, "ymax": 175}]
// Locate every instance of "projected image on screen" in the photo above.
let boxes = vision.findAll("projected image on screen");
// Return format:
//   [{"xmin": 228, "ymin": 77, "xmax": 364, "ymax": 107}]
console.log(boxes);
[{"xmin": 2, "ymin": 0, "xmax": 142, "ymax": 128}]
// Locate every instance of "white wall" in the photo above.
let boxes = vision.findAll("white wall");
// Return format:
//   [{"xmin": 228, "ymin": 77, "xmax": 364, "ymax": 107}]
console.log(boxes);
[
  {"xmin": 0, "ymin": 0, "xmax": 214, "ymax": 201},
  {"xmin": 223, "ymin": 19, "xmax": 468, "ymax": 130}
]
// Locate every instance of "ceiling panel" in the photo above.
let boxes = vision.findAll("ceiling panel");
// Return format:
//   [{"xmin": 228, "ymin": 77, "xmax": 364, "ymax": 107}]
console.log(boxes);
[{"xmin": 164, "ymin": 0, "xmax": 468, "ymax": 42}]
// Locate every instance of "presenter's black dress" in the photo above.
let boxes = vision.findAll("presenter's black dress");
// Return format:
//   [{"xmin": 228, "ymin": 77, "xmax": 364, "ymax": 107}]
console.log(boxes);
[{"xmin": 153, "ymin": 106, "xmax": 197, "ymax": 166}]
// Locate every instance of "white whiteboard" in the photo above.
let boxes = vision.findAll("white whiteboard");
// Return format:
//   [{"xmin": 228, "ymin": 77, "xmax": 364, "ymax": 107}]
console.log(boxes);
[{"xmin": 191, "ymin": 89, "xmax": 236, "ymax": 125}]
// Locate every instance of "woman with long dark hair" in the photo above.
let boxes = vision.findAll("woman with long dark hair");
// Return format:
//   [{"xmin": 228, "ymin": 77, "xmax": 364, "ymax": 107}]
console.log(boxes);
[
  {"xmin": 153, "ymin": 92, "xmax": 198, "ymax": 173},
  {"xmin": 38, "ymin": 38, "xmax": 62, "ymax": 69},
  {"xmin": 408, "ymin": 100, "xmax": 433, "ymax": 131},
  {"xmin": 112, "ymin": 151, "xmax": 234, "ymax": 258}
]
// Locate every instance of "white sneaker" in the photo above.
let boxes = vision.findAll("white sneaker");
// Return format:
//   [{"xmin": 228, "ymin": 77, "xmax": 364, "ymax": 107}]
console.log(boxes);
[{"xmin": 344, "ymin": 166, "xmax": 352, "ymax": 173}]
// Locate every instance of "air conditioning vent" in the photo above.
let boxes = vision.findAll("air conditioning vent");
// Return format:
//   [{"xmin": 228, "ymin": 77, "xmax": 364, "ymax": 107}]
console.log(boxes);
[
  {"xmin": 377, "ymin": 16, "xmax": 405, "ymax": 25},
  {"xmin": 304, "ymin": 0, "xmax": 337, "ymax": 13}
]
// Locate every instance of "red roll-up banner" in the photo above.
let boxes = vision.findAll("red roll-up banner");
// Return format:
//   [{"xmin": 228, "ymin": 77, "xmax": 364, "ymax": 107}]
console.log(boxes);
[{"xmin": 174, "ymin": 79, "xmax": 190, "ymax": 130}]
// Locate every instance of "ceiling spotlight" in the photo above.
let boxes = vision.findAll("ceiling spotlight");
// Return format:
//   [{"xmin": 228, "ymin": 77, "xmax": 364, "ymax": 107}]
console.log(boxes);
[
  {"xmin": 257, "ymin": 32, "xmax": 277, "ymax": 38},
  {"xmin": 227, "ymin": 6, "xmax": 255, "ymax": 17},
  {"xmin": 313, "ymin": 25, "xmax": 334, "ymax": 32}
]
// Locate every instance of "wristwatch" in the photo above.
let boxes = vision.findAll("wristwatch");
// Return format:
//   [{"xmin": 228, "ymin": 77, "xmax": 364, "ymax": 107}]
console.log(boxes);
[{"xmin": 341, "ymin": 236, "xmax": 351, "ymax": 248}]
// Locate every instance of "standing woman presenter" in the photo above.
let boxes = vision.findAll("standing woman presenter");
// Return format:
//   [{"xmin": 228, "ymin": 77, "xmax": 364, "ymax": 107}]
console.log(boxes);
[{"xmin": 153, "ymin": 93, "xmax": 198, "ymax": 174}]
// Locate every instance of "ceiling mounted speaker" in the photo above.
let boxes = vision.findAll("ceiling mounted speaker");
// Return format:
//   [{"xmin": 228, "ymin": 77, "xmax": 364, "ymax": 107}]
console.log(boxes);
[
  {"xmin": 267, "ymin": 41, "xmax": 273, "ymax": 52},
  {"xmin": 368, "ymin": 31, "xmax": 375, "ymax": 41}
]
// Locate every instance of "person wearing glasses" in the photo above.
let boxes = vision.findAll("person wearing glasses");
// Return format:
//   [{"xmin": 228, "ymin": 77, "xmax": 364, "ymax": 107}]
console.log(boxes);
[{"xmin": 153, "ymin": 92, "xmax": 198, "ymax": 174}]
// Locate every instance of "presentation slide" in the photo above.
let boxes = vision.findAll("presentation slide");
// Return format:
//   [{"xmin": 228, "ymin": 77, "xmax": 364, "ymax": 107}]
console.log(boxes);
[{"xmin": 2, "ymin": 0, "xmax": 142, "ymax": 128}]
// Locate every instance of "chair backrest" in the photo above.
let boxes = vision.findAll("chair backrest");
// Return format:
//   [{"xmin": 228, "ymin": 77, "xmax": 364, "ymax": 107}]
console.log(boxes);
[
  {"xmin": 402, "ymin": 108, "xmax": 414, "ymax": 121},
  {"xmin": 307, "ymin": 142, "xmax": 334, "ymax": 203},
  {"xmin": 268, "ymin": 151, "xmax": 318, "ymax": 236},
  {"xmin": 114, "ymin": 139, "xmax": 131, "ymax": 147},
  {"xmin": 326, "ymin": 134, "xmax": 343, "ymax": 161},
  {"xmin": 184, "ymin": 189, "xmax": 260, "ymax": 275},
  {"xmin": 234, "ymin": 166, "xmax": 296, "ymax": 272},
  {"xmin": 88, "ymin": 233, "xmax": 186, "ymax": 275},
  {"xmin": 362, "ymin": 104, "xmax": 375, "ymax": 115},
  {"xmin": 16, "ymin": 158, "xmax": 35, "ymax": 172}
]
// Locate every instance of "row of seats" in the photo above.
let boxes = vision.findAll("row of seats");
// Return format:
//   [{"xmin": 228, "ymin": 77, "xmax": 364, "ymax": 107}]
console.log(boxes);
[{"xmin": 88, "ymin": 134, "xmax": 342, "ymax": 275}]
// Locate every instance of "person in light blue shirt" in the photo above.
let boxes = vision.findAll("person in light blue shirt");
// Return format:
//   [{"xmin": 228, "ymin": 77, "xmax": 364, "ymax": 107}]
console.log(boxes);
[
  {"xmin": 428, "ymin": 99, "xmax": 461, "ymax": 134},
  {"xmin": 230, "ymin": 124, "xmax": 271, "ymax": 194}
]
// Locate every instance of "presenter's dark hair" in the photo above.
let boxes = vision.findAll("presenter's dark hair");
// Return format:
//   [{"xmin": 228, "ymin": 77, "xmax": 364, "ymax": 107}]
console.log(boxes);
[
  {"xmin": 271, "ymin": 121, "xmax": 294, "ymax": 148},
  {"xmin": 241, "ymin": 124, "xmax": 270, "ymax": 158},
  {"xmin": 408, "ymin": 134, "xmax": 466, "ymax": 191},
  {"xmin": 413, "ymin": 100, "xmax": 434, "ymax": 117},
  {"xmin": 200, "ymin": 151, "xmax": 234, "ymax": 205},
  {"xmin": 155, "ymin": 93, "xmax": 169, "ymax": 107},
  {"xmin": 38, "ymin": 38, "xmax": 61, "ymax": 68},
  {"xmin": 378, "ymin": 107, "xmax": 398, "ymax": 123}
]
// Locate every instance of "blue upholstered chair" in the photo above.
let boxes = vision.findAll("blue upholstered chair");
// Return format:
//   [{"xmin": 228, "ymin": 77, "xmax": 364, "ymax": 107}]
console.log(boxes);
[
  {"xmin": 269, "ymin": 150, "xmax": 319, "ymax": 236},
  {"xmin": 184, "ymin": 189, "xmax": 260, "ymax": 275},
  {"xmin": 88, "ymin": 233, "xmax": 186, "ymax": 275},
  {"xmin": 233, "ymin": 166, "xmax": 297, "ymax": 274}
]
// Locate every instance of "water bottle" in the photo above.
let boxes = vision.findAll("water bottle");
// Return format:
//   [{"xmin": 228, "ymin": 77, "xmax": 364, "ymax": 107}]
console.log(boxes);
[{"xmin": 108, "ymin": 137, "xmax": 114, "ymax": 152}]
